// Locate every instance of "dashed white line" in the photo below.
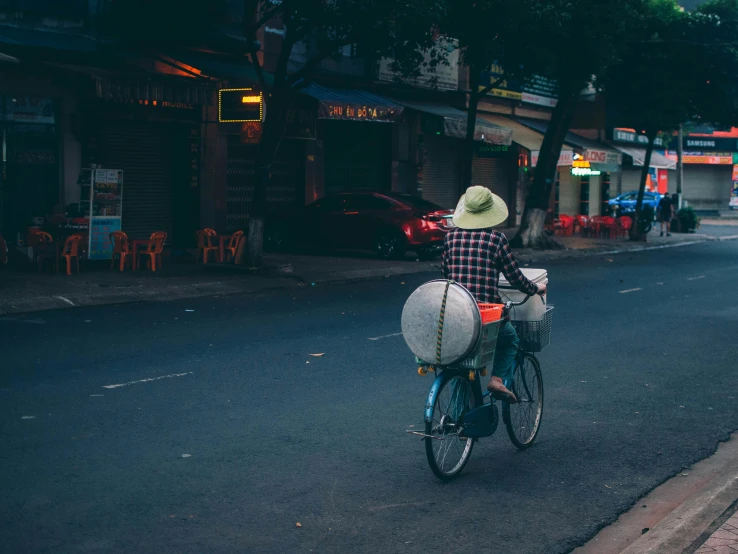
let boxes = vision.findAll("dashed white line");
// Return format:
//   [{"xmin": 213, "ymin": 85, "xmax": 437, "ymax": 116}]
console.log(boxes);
[
  {"xmin": 368, "ymin": 332, "xmax": 403, "ymax": 341},
  {"xmin": 102, "ymin": 372, "xmax": 193, "ymax": 389},
  {"xmin": 686, "ymin": 275, "xmax": 705, "ymax": 281},
  {"xmin": 55, "ymin": 296, "xmax": 75, "ymax": 306},
  {"xmin": 619, "ymin": 288, "xmax": 643, "ymax": 294}
]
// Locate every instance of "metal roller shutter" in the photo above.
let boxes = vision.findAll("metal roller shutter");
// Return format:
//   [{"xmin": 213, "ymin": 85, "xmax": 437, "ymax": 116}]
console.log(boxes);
[
  {"xmin": 558, "ymin": 169, "xmax": 579, "ymax": 217},
  {"xmin": 683, "ymin": 165, "xmax": 732, "ymax": 211},
  {"xmin": 98, "ymin": 122, "xmax": 172, "ymax": 241},
  {"xmin": 226, "ymin": 138, "xmax": 305, "ymax": 232},
  {"xmin": 621, "ymin": 169, "xmax": 641, "ymax": 195},
  {"xmin": 473, "ymin": 156, "xmax": 510, "ymax": 223},
  {"xmin": 322, "ymin": 121, "xmax": 391, "ymax": 195},
  {"xmin": 422, "ymin": 137, "xmax": 461, "ymax": 209}
]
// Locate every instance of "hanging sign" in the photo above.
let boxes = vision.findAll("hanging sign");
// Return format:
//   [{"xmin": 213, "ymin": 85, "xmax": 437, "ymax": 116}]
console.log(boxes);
[
  {"xmin": 219, "ymin": 88, "xmax": 263, "ymax": 122},
  {"xmin": 571, "ymin": 159, "xmax": 601, "ymax": 176}
]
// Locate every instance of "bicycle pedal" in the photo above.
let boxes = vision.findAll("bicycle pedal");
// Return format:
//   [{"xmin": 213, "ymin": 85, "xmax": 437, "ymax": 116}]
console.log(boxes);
[
  {"xmin": 417, "ymin": 366, "xmax": 428, "ymax": 376},
  {"xmin": 468, "ymin": 370, "xmax": 475, "ymax": 381},
  {"xmin": 480, "ymin": 368, "xmax": 488, "ymax": 377}
]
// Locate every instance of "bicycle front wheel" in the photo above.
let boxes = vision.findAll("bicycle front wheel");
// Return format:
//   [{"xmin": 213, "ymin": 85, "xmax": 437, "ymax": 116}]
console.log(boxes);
[
  {"xmin": 503, "ymin": 354, "xmax": 544, "ymax": 449},
  {"xmin": 425, "ymin": 374, "xmax": 476, "ymax": 481}
]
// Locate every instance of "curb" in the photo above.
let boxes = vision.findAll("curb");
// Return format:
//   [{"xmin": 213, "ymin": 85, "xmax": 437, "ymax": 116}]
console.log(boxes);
[
  {"xmin": 620, "ymin": 466, "xmax": 738, "ymax": 554},
  {"xmin": 1, "ymin": 236, "xmax": 736, "ymax": 317}
]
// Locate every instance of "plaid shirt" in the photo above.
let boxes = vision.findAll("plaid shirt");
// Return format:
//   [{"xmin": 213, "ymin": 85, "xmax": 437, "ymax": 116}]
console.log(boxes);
[{"xmin": 441, "ymin": 229, "xmax": 538, "ymax": 312}]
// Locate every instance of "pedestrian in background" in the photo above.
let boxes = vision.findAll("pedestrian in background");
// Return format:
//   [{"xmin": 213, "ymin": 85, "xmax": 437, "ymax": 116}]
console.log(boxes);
[{"xmin": 658, "ymin": 193, "xmax": 674, "ymax": 236}]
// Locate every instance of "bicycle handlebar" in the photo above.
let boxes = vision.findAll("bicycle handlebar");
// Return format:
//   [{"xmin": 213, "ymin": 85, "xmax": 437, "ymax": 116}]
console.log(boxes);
[{"xmin": 505, "ymin": 291, "xmax": 545, "ymax": 308}]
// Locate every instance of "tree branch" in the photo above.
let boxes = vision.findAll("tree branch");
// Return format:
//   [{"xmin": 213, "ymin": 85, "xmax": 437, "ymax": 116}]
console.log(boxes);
[
  {"xmin": 479, "ymin": 76, "xmax": 505, "ymax": 97},
  {"xmin": 243, "ymin": 0, "xmax": 268, "ymax": 89}
]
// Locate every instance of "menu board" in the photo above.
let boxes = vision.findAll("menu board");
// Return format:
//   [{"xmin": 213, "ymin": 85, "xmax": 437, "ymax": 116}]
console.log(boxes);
[{"xmin": 89, "ymin": 217, "xmax": 122, "ymax": 260}]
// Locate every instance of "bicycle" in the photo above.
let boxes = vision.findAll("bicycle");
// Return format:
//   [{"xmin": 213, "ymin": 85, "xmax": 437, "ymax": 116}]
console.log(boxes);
[{"xmin": 409, "ymin": 294, "xmax": 553, "ymax": 481}]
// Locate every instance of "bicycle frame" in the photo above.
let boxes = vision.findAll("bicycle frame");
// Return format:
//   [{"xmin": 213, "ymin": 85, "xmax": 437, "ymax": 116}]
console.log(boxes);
[{"xmin": 423, "ymin": 349, "xmax": 535, "ymax": 440}]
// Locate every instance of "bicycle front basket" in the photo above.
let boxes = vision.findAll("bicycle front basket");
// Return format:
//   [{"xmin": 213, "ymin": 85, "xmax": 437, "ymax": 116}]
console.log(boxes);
[{"xmin": 512, "ymin": 306, "xmax": 554, "ymax": 352}]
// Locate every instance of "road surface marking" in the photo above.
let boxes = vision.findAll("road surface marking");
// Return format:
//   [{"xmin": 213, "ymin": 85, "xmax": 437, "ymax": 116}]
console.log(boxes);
[
  {"xmin": 55, "ymin": 296, "xmax": 75, "ymax": 306},
  {"xmin": 102, "ymin": 372, "xmax": 193, "ymax": 389},
  {"xmin": 687, "ymin": 275, "xmax": 705, "ymax": 281},
  {"xmin": 619, "ymin": 288, "xmax": 643, "ymax": 294},
  {"xmin": 20, "ymin": 416, "xmax": 36, "ymax": 420},
  {"xmin": 368, "ymin": 332, "xmax": 403, "ymax": 341}
]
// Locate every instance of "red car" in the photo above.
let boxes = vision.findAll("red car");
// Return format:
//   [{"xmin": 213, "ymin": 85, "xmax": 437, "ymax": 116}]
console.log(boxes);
[{"xmin": 267, "ymin": 192, "xmax": 455, "ymax": 259}]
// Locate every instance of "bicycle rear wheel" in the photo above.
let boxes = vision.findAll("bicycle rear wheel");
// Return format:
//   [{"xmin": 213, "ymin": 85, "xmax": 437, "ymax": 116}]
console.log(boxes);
[
  {"xmin": 503, "ymin": 354, "xmax": 544, "ymax": 449},
  {"xmin": 425, "ymin": 374, "xmax": 476, "ymax": 481}
]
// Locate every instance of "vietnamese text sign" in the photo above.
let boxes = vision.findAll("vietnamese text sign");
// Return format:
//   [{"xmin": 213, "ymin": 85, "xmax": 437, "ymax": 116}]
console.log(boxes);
[
  {"xmin": 531, "ymin": 150, "xmax": 573, "ymax": 167},
  {"xmin": 318, "ymin": 102, "xmax": 402, "ymax": 122},
  {"xmin": 665, "ymin": 151, "xmax": 734, "ymax": 165}
]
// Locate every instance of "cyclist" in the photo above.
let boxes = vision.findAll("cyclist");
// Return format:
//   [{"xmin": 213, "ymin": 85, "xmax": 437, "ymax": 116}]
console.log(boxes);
[{"xmin": 442, "ymin": 186, "xmax": 546, "ymax": 404}]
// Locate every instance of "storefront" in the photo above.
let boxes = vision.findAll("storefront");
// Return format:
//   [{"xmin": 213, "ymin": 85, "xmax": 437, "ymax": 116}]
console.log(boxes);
[
  {"xmin": 663, "ymin": 151, "xmax": 734, "ymax": 211},
  {"xmin": 609, "ymin": 129, "xmax": 675, "ymax": 196},
  {"xmin": 397, "ymin": 100, "xmax": 513, "ymax": 212},
  {"xmin": 306, "ymin": 85, "xmax": 402, "ymax": 198},
  {"xmin": 514, "ymin": 118, "xmax": 622, "ymax": 217},
  {"xmin": 479, "ymin": 114, "xmax": 573, "ymax": 224},
  {"xmin": 661, "ymin": 134, "xmax": 738, "ymax": 212},
  {"xmin": 0, "ymin": 94, "xmax": 59, "ymax": 242},
  {"xmin": 85, "ymin": 77, "xmax": 210, "ymax": 246}
]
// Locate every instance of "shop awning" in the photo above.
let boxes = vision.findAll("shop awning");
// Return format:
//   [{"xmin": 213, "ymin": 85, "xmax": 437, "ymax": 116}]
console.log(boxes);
[
  {"xmin": 395, "ymin": 100, "xmax": 512, "ymax": 145},
  {"xmin": 161, "ymin": 51, "xmax": 269, "ymax": 87},
  {"xmin": 514, "ymin": 117, "xmax": 623, "ymax": 171},
  {"xmin": 610, "ymin": 144, "xmax": 676, "ymax": 170},
  {"xmin": 479, "ymin": 114, "xmax": 573, "ymax": 165},
  {"xmin": 303, "ymin": 84, "xmax": 403, "ymax": 122}
]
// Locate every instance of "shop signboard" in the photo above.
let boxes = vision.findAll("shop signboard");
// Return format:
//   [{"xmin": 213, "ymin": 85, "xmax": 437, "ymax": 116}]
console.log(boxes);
[
  {"xmin": 480, "ymin": 66, "xmax": 559, "ymax": 108},
  {"xmin": 531, "ymin": 149, "xmax": 573, "ymax": 167},
  {"xmin": 612, "ymin": 128, "xmax": 664, "ymax": 147},
  {"xmin": 318, "ymin": 102, "xmax": 402, "ymax": 122},
  {"xmin": 219, "ymin": 89, "xmax": 263, "ymax": 123},
  {"xmin": 571, "ymin": 159, "xmax": 601, "ymax": 176},
  {"xmin": 585, "ymin": 149, "xmax": 621, "ymax": 166},
  {"xmin": 4, "ymin": 96, "xmax": 55, "ymax": 124},
  {"xmin": 665, "ymin": 151, "xmax": 733, "ymax": 164},
  {"xmin": 378, "ymin": 38, "xmax": 460, "ymax": 91},
  {"xmin": 476, "ymin": 143, "xmax": 511, "ymax": 158},
  {"xmin": 683, "ymin": 136, "xmax": 738, "ymax": 151},
  {"xmin": 89, "ymin": 217, "xmax": 122, "ymax": 260}
]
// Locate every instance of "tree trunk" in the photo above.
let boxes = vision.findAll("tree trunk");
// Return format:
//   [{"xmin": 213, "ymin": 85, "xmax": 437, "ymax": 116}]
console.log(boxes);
[
  {"xmin": 512, "ymin": 82, "xmax": 580, "ymax": 249},
  {"xmin": 236, "ymin": 91, "xmax": 288, "ymax": 267},
  {"xmin": 629, "ymin": 134, "xmax": 655, "ymax": 242},
  {"xmin": 461, "ymin": 69, "xmax": 481, "ymax": 196}
]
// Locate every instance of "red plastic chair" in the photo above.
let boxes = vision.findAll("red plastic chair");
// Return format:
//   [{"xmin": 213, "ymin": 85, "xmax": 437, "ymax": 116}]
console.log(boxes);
[
  {"xmin": 138, "ymin": 232, "xmax": 166, "ymax": 272},
  {"xmin": 601, "ymin": 216, "xmax": 617, "ymax": 239},
  {"xmin": 616, "ymin": 216, "xmax": 633, "ymax": 239},
  {"xmin": 223, "ymin": 230, "xmax": 244, "ymax": 263},
  {"xmin": 196, "ymin": 228, "xmax": 219, "ymax": 264},
  {"xmin": 31, "ymin": 231, "xmax": 55, "ymax": 273},
  {"xmin": 574, "ymin": 215, "xmax": 591, "ymax": 237},
  {"xmin": 110, "ymin": 231, "xmax": 132, "ymax": 271},
  {"xmin": 555, "ymin": 215, "xmax": 575, "ymax": 236},
  {"xmin": 590, "ymin": 216, "xmax": 605, "ymax": 237},
  {"xmin": 61, "ymin": 234, "xmax": 83, "ymax": 275}
]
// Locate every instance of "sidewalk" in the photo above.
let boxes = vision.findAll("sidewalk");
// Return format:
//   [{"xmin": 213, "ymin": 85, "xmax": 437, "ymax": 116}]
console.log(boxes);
[
  {"xmin": 696, "ymin": 508, "xmax": 738, "ymax": 553},
  {"xmin": 1, "ymin": 224, "xmax": 736, "ymax": 316}
]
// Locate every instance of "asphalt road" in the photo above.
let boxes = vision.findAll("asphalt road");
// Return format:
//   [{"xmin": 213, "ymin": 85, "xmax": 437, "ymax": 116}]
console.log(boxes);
[{"xmin": 2, "ymin": 241, "xmax": 738, "ymax": 554}]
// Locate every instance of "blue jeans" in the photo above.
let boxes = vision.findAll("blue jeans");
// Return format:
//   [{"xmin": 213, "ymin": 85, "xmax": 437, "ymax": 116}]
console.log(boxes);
[{"xmin": 492, "ymin": 321, "xmax": 519, "ymax": 382}]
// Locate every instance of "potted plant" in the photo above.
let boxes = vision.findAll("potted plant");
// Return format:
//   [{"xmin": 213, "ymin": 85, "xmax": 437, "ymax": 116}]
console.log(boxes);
[{"xmin": 676, "ymin": 206, "xmax": 700, "ymax": 233}]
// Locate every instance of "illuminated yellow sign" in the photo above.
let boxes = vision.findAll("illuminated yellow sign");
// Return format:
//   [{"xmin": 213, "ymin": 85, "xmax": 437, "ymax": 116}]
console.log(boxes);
[
  {"xmin": 219, "ymin": 88, "xmax": 263, "ymax": 123},
  {"xmin": 572, "ymin": 159, "xmax": 592, "ymax": 169}
]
